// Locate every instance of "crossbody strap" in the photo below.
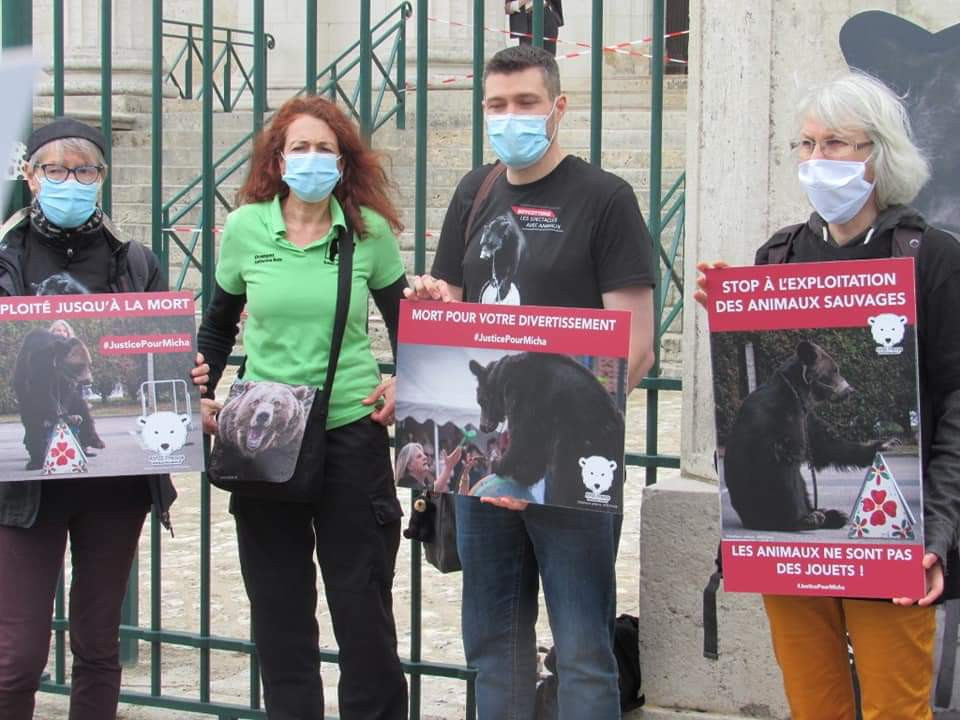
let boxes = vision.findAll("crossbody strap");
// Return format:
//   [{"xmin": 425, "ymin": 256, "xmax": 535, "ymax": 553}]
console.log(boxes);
[
  {"xmin": 310, "ymin": 218, "xmax": 356, "ymax": 423},
  {"xmin": 465, "ymin": 162, "xmax": 507, "ymax": 243}
]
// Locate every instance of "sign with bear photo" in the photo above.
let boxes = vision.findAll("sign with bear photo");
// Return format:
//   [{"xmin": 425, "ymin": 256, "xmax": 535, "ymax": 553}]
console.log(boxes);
[
  {"xmin": 705, "ymin": 258, "xmax": 925, "ymax": 598},
  {"xmin": 395, "ymin": 300, "xmax": 630, "ymax": 513},
  {"xmin": 0, "ymin": 291, "xmax": 204, "ymax": 481}
]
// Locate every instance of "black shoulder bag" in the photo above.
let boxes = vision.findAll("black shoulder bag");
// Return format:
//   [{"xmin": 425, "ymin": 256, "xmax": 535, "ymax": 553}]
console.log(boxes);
[{"xmin": 207, "ymin": 220, "xmax": 355, "ymax": 500}]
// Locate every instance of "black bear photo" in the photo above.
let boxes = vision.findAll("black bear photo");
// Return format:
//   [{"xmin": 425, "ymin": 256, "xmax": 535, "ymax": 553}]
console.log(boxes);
[
  {"xmin": 478, "ymin": 214, "xmax": 525, "ymax": 304},
  {"xmin": 13, "ymin": 328, "xmax": 103, "ymax": 470},
  {"xmin": 722, "ymin": 339, "xmax": 891, "ymax": 532},
  {"xmin": 468, "ymin": 352, "xmax": 624, "ymax": 507}
]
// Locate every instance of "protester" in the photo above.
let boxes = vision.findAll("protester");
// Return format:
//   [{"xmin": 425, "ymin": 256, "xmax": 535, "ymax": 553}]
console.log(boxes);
[
  {"xmin": 196, "ymin": 95, "xmax": 408, "ymax": 719},
  {"xmin": 406, "ymin": 45, "xmax": 655, "ymax": 719},
  {"xmin": 506, "ymin": 0, "xmax": 564, "ymax": 56},
  {"xmin": 0, "ymin": 117, "xmax": 207, "ymax": 720},
  {"xmin": 695, "ymin": 72, "xmax": 960, "ymax": 720},
  {"xmin": 396, "ymin": 441, "xmax": 462, "ymax": 492}
]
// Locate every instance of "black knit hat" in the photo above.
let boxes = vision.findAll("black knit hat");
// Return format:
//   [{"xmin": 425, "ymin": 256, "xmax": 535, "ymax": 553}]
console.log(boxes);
[{"xmin": 26, "ymin": 117, "xmax": 107, "ymax": 159}]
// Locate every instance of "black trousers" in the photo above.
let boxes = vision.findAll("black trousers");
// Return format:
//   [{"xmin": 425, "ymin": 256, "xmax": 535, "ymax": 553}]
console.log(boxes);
[
  {"xmin": 509, "ymin": 7, "xmax": 561, "ymax": 56},
  {"xmin": 232, "ymin": 416, "xmax": 407, "ymax": 720}
]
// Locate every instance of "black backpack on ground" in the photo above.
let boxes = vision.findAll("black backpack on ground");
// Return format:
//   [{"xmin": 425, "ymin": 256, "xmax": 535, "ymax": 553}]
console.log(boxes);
[{"xmin": 534, "ymin": 614, "xmax": 644, "ymax": 718}]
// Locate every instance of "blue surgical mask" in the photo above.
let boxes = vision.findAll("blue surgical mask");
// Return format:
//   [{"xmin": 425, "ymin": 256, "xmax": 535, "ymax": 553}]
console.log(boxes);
[
  {"xmin": 37, "ymin": 179, "xmax": 100, "ymax": 229},
  {"xmin": 282, "ymin": 152, "xmax": 341, "ymax": 203},
  {"xmin": 485, "ymin": 100, "xmax": 559, "ymax": 169}
]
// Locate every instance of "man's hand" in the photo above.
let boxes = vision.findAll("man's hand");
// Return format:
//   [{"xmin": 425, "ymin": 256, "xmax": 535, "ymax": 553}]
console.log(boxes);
[
  {"xmin": 693, "ymin": 260, "xmax": 730, "ymax": 308},
  {"xmin": 480, "ymin": 496, "xmax": 529, "ymax": 511},
  {"xmin": 192, "ymin": 353, "xmax": 211, "ymax": 396},
  {"xmin": 201, "ymin": 398, "xmax": 221, "ymax": 436},
  {"xmin": 403, "ymin": 274, "xmax": 460, "ymax": 303},
  {"xmin": 893, "ymin": 552, "xmax": 944, "ymax": 607},
  {"xmin": 362, "ymin": 376, "xmax": 396, "ymax": 426}
]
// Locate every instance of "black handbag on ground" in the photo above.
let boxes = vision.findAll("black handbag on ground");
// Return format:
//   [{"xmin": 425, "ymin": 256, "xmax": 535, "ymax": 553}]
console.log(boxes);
[{"xmin": 207, "ymin": 220, "xmax": 355, "ymax": 500}]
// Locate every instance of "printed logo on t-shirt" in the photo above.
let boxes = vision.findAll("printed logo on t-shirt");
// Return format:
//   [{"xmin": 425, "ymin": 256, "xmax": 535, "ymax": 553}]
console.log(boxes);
[
  {"xmin": 511, "ymin": 205, "xmax": 563, "ymax": 233},
  {"xmin": 254, "ymin": 253, "xmax": 282, "ymax": 265},
  {"xmin": 478, "ymin": 213, "xmax": 525, "ymax": 305}
]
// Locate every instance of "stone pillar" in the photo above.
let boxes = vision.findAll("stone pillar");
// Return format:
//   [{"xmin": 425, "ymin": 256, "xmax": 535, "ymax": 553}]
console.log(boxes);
[
  {"xmin": 32, "ymin": 0, "xmax": 180, "ymax": 119},
  {"xmin": 640, "ymin": 1, "xmax": 958, "ymax": 717}
]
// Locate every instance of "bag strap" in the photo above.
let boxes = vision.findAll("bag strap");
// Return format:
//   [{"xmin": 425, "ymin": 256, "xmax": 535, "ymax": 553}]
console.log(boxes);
[
  {"xmin": 702, "ymin": 543, "xmax": 722, "ymax": 660},
  {"xmin": 892, "ymin": 226, "xmax": 922, "ymax": 258},
  {"xmin": 465, "ymin": 162, "xmax": 508, "ymax": 242},
  {"xmin": 936, "ymin": 599, "xmax": 960, "ymax": 707},
  {"xmin": 0, "ymin": 207, "xmax": 29, "ymax": 245},
  {"xmin": 309, "ymin": 218, "xmax": 355, "ymax": 422},
  {"xmin": 764, "ymin": 224, "xmax": 806, "ymax": 265}
]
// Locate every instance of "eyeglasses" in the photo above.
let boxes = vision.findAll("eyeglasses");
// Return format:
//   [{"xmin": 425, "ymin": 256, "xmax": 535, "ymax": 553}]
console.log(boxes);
[
  {"xmin": 33, "ymin": 163, "xmax": 104, "ymax": 185},
  {"xmin": 789, "ymin": 137, "xmax": 874, "ymax": 160}
]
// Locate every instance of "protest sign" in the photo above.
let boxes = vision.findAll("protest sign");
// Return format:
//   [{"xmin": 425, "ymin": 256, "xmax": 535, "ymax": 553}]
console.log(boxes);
[
  {"xmin": 706, "ymin": 258, "xmax": 925, "ymax": 598},
  {"xmin": 0, "ymin": 291, "xmax": 204, "ymax": 480},
  {"xmin": 395, "ymin": 300, "xmax": 630, "ymax": 513}
]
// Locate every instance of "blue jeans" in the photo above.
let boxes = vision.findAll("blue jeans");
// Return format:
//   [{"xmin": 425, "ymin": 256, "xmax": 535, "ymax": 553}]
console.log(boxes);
[{"xmin": 456, "ymin": 496, "xmax": 622, "ymax": 720}]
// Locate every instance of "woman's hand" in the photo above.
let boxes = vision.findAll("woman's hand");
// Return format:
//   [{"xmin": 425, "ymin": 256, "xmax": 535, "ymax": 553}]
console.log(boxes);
[
  {"xmin": 693, "ymin": 260, "xmax": 730, "ymax": 309},
  {"xmin": 403, "ymin": 274, "xmax": 456, "ymax": 303},
  {"xmin": 363, "ymin": 376, "xmax": 396, "ymax": 426},
  {"xmin": 191, "ymin": 353, "xmax": 211, "ymax": 396},
  {"xmin": 480, "ymin": 496, "xmax": 529, "ymax": 511},
  {"xmin": 200, "ymin": 398, "xmax": 221, "ymax": 436},
  {"xmin": 893, "ymin": 552, "xmax": 944, "ymax": 607},
  {"xmin": 433, "ymin": 446, "xmax": 463, "ymax": 493}
]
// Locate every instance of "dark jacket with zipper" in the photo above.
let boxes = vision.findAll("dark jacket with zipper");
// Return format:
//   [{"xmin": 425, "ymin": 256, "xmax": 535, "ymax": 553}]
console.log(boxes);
[
  {"xmin": 0, "ymin": 208, "xmax": 177, "ymax": 530},
  {"xmin": 756, "ymin": 205, "xmax": 960, "ymax": 600}
]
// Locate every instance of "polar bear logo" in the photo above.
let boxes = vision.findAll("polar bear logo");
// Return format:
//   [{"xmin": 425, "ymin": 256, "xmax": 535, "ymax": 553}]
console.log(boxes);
[
  {"xmin": 868, "ymin": 314, "xmax": 907, "ymax": 355},
  {"xmin": 138, "ymin": 411, "xmax": 190, "ymax": 456},
  {"xmin": 579, "ymin": 455, "xmax": 617, "ymax": 503}
]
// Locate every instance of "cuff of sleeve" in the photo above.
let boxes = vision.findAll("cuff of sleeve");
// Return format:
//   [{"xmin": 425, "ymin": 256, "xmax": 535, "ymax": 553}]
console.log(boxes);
[
  {"xmin": 925, "ymin": 523, "xmax": 952, "ymax": 564},
  {"xmin": 599, "ymin": 275, "xmax": 657, "ymax": 293}
]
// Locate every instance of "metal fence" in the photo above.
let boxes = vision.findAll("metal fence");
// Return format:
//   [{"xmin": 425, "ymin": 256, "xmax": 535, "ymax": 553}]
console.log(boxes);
[{"xmin": 0, "ymin": 0, "xmax": 684, "ymax": 717}]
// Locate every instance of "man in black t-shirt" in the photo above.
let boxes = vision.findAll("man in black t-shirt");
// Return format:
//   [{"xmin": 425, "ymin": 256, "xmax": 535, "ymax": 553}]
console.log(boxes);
[{"xmin": 407, "ymin": 45, "xmax": 654, "ymax": 720}]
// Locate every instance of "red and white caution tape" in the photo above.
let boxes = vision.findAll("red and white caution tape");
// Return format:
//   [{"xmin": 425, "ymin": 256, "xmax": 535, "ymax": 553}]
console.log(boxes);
[
  {"xmin": 404, "ymin": 22, "xmax": 688, "ymax": 90},
  {"xmin": 164, "ymin": 226, "xmax": 223, "ymax": 234},
  {"xmin": 426, "ymin": 15, "xmax": 689, "ymax": 53}
]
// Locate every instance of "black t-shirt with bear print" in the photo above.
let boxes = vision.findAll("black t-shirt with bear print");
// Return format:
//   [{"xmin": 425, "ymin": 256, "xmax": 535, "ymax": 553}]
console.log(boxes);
[{"xmin": 433, "ymin": 155, "xmax": 656, "ymax": 308}]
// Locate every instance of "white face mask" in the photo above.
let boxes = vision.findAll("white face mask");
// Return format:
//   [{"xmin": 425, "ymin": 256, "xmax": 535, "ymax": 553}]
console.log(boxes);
[{"xmin": 797, "ymin": 159, "xmax": 876, "ymax": 224}]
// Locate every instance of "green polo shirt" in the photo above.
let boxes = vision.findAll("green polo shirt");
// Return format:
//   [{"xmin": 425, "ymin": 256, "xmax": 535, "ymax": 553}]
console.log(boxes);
[{"xmin": 215, "ymin": 194, "xmax": 405, "ymax": 429}]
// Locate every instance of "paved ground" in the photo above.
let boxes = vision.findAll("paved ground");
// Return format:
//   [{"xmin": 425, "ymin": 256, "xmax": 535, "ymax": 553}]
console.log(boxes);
[
  {"xmin": 33, "ymin": 382, "xmax": 682, "ymax": 720},
  {"xmin": 720, "ymin": 454, "xmax": 923, "ymax": 542},
  {"xmin": 0, "ymin": 415, "xmax": 204, "ymax": 480}
]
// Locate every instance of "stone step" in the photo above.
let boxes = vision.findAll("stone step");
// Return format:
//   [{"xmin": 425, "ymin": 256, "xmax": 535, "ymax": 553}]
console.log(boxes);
[
  {"xmin": 113, "ymin": 127, "xmax": 254, "ymax": 151},
  {"xmin": 396, "ymin": 106, "xmax": 687, "ymax": 133},
  {"xmin": 415, "ymin": 85, "xmax": 687, "ymax": 112}
]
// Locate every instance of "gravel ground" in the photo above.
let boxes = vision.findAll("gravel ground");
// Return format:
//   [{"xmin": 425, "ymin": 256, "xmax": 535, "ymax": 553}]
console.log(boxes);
[{"xmin": 34, "ymin": 387, "xmax": 681, "ymax": 720}]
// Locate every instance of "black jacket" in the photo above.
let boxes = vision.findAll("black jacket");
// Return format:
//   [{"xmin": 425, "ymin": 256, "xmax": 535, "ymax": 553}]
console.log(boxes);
[
  {"xmin": 757, "ymin": 206, "xmax": 960, "ymax": 600},
  {"xmin": 0, "ymin": 209, "xmax": 177, "ymax": 530}
]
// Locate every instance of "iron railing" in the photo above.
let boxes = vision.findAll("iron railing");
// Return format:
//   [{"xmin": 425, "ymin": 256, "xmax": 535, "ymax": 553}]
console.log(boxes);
[
  {"xmin": 159, "ymin": 2, "xmax": 411, "ymax": 305},
  {"xmin": 162, "ymin": 19, "xmax": 276, "ymax": 112}
]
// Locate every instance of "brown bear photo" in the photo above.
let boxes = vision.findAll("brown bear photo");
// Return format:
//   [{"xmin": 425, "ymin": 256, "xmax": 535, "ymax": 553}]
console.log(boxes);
[
  {"xmin": 211, "ymin": 381, "xmax": 316, "ymax": 484},
  {"xmin": 13, "ymin": 327, "xmax": 104, "ymax": 470},
  {"xmin": 713, "ymin": 330, "xmax": 920, "ymax": 540}
]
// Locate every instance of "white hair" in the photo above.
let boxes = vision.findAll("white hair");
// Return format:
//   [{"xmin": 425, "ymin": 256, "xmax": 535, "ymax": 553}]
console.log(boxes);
[
  {"xmin": 797, "ymin": 72, "xmax": 930, "ymax": 210},
  {"xmin": 28, "ymin": 137, "xmax": 105, "ymax": 168},
  {"xmin": 395, "ymin": 442, "xmax": 425, "ymax": 483}
]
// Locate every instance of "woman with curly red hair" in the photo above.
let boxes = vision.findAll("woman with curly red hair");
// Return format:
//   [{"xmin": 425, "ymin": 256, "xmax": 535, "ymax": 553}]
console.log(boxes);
[{"xmin": 196, "ymin": 96, "xmax": 408, "ymax": 719}]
